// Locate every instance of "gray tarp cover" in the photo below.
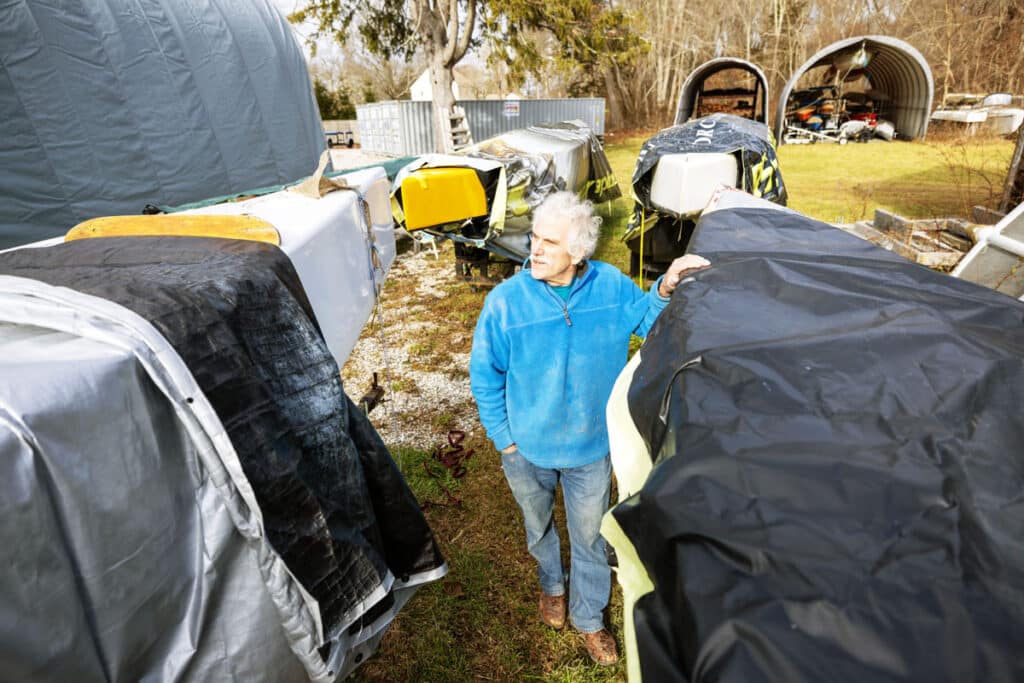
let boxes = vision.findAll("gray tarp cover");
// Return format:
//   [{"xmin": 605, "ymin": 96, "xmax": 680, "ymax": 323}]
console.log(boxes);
[
  {"xmin": 0, "ymin": 238, "xmax": 446, "ymax": 681},
  {"xmin": 0, "ymin": 0, "xmax": 325, "ymax": 249},
  {"xmin": 616, "ymin": 206, "xmax": 1024, "ymax": 681},
  {"xmin": 0, "ymin": 309, "xmax": 316, "ymax": 682}
]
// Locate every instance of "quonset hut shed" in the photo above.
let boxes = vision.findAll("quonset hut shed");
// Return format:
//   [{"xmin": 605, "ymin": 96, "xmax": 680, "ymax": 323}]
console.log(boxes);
[
  {"xmin": 774, "ymin": 35, "xmax": 933, "ymax": 144},
  {"xmin": 0, "ymin": 0, "xmax": 326, "ymax": 248},
  {"xmin": 675, "ymin": 58, "xmax": 770, "ymax": 126}
]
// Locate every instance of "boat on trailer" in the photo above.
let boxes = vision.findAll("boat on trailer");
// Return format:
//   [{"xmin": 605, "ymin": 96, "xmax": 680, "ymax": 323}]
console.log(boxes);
[
  {"xmin": 930, "ymin": 93, "xmax": 1024, "ymax": 136},
  {"xmin": 389, "ymin": 121, "xmax": 620, "ymax": 281},
  {"xmin": 605, "ymin": 189, "xmax": 1024, "ymax": 683},
  {"xmin": 623, "ymin": 113, "xmax": 788, "ymax": 277}
]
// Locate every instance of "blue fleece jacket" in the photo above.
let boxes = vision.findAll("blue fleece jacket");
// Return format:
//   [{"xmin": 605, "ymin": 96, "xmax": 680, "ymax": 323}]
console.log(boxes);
[{"xmin": 469, "ymin": 261, "xmax": 668, "ymax": 469}]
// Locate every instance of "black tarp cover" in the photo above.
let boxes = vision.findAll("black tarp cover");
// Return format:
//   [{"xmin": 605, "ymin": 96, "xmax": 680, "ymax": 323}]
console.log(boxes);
[
  {"xmin": 614, "ymin": 207, "xmax": 1024, "ymax": 681},
  {"xmin": 0, "ymin": 238, "xmax": 444, "ymax": 644}
]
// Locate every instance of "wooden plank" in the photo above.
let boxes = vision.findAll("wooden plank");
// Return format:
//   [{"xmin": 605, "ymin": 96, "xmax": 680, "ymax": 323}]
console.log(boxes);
[
  {"xmin": 939, "ymin": 231, "xmax": 973, "ymax": 251},
  {"xmin": 840, "ymin": 222, "xmax": 961, "ymax": 268},
  {"xmin": 65, "ymin": 214, "xmax": 281, "ymax": 245},
  {"xmin": 972, "ymin": 205, "xmax": 1006, "ymax": 225}
]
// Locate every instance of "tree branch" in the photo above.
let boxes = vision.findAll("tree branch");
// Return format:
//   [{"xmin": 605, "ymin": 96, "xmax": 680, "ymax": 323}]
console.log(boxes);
[
  {"xmin": 442, "ymin": 0, "xmax": 459, "ymax": 64},
  {"xmin": 452, "ymin": 0, "xmax": 476, "ymax": 64}
]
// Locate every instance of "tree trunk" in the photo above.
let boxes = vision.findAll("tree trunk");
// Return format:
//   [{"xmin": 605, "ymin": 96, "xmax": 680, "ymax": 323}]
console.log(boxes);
[
  {"xmin": 410, "ymin": 0, "xmax": 475, "ymax": 152},
  {"xmin": 603, "ymin": 67, "xmax": 627, "ymax": 130},
  {"xmin": 429, "ymin": 55, "xmax": 457, "ymax": 152}
]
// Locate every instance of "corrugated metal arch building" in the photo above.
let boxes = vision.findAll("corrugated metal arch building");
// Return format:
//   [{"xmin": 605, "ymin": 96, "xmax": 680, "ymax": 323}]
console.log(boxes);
[
  {"xmin": 675, "ymin": 58, "xmax": 770, "ymax": 126},
  {"xmin": 774, "ymin": 36, "xmax": 934, "ymax": 144}
]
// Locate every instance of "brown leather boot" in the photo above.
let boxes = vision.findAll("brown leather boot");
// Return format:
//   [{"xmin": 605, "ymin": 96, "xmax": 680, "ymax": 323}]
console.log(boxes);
[
  {"xmin": 538, "ymin": 593, "xmax": 566, "ymax": 629},
  {"xmin": 581, "ymin": 629, "xmax": 619, "ymax": 666}
]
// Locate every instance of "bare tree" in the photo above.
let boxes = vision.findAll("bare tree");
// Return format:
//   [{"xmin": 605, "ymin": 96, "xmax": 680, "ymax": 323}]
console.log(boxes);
[{"xmin": 292, "ymin": 0, "xmax": 475, "ymax": 152}]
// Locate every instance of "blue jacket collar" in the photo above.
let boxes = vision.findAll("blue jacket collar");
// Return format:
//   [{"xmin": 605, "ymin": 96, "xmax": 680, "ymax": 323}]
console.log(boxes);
[{"xmin": 522, "ymin": 259, "xmax": 594, "ymax": 293}]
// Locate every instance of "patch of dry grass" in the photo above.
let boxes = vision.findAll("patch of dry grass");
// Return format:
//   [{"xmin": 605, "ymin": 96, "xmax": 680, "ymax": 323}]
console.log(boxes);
[
  {"xmin": 776, "ymin": 137, "xmax": 1012, "ymax": 223},
  {"xmin": 354, "ymin": 435, "xmax": 627, "ymax": 682}
]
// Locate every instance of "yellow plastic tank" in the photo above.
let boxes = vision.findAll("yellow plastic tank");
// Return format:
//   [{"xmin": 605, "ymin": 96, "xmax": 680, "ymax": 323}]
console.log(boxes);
[{"xmin": 400, "ymin": 167, "xmax": 488, "ymax": 230}]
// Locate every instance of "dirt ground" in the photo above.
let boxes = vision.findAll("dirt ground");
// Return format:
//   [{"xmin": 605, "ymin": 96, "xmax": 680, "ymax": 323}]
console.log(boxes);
[{"xmin": 340, "ymin": 239, "xmax": 628, "ymax": 682}]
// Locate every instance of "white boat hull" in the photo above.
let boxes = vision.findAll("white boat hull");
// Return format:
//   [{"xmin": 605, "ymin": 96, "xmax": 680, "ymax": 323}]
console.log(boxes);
[{"xmin": 649, "ymin": 152, "xmax": 739, "ymax": 217}]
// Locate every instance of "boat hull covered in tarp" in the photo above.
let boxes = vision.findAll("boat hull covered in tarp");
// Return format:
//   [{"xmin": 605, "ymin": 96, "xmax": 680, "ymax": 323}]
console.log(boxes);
[
  {"xmin": 0, "ymin": 237, "xmax": 445, "ymax": 682},
  {"xmin": 0, "ymin": 0, "xmax": 325, "ymax": 249},
  {"xmin": 391, "ymin": 121, "xmax": 620, "ymax": 263},
  {"xmin": 624, "ymin": 113, "xmax": 786, "ymax": 276},
  {"xmin": 604, "ymin": 197, "xmax": 1024, "ymax": 682}
]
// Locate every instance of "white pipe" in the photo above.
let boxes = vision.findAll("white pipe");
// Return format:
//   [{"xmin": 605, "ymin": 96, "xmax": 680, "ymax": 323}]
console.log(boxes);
[{"xmin": 984, "ymin": 232, "xmax": 1024, "ymax": 258}]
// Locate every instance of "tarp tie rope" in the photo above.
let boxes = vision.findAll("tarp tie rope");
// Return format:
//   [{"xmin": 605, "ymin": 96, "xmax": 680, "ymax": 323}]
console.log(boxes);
[
  {"xmin": 371, "ymin": 284, "xmax": 399, "ymax": 452},
  {"xmin": 638, "ymin": 206, "xmax": 646, "ymax": 287},
  {"xmin": 434, "ymin": 430, "xmax": 473, "ymax": 479}
]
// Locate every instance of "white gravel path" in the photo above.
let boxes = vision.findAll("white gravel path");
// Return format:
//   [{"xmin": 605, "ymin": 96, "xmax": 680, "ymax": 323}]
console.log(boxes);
[{"xmin": 340, "ymin": 244, "xmax": 483, "ymax": 450}]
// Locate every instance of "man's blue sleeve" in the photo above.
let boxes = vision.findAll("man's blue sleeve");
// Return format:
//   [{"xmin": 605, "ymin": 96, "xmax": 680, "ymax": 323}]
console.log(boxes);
[
  {"xmin": 469, "ymin": 301, "xmax": 514, "ymax": 451},
  {"xmin": 631, "ymin": 275, "xmax": 670, "ymax": 338}
]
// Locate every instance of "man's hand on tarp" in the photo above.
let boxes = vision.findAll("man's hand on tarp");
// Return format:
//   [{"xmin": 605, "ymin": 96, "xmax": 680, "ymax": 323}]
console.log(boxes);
[{"xmin": 658, "ymin": 254, "xmax": 711, "ymax": 297}]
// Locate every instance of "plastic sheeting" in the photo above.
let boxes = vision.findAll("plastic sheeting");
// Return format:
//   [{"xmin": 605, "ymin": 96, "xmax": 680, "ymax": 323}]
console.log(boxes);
[
  {"xmin": 608, "ymin": 202, "xmax": 1024, "ymax": 682},
  {"xmin": 0, "ymin": 238, "xmax": 446, "ymax": 681},
  {"xmin": 0, "ymin": 0, "xmax": 325, "ymax": 249}
]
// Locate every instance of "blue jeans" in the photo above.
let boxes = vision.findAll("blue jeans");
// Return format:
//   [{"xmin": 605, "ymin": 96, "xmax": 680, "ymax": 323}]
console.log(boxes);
[{"xmin": 500, "ymin": 449, "xmax": 611, "ymax": 633}]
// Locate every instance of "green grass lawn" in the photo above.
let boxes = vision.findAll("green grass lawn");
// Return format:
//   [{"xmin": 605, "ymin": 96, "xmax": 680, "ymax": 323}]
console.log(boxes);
[
  {"xmin": 595, "ymin": 134, "xmax": 1014, "ymax": 273},
  {"xmin": 777, "ymin": 138, "xmax": 1012, "ymax": 223}
]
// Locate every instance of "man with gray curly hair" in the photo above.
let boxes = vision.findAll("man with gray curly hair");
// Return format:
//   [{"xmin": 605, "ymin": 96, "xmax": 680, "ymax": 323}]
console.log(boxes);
[{"xmin": 470, "ymin": 191, "xmax": 709, "ymax": 666}]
